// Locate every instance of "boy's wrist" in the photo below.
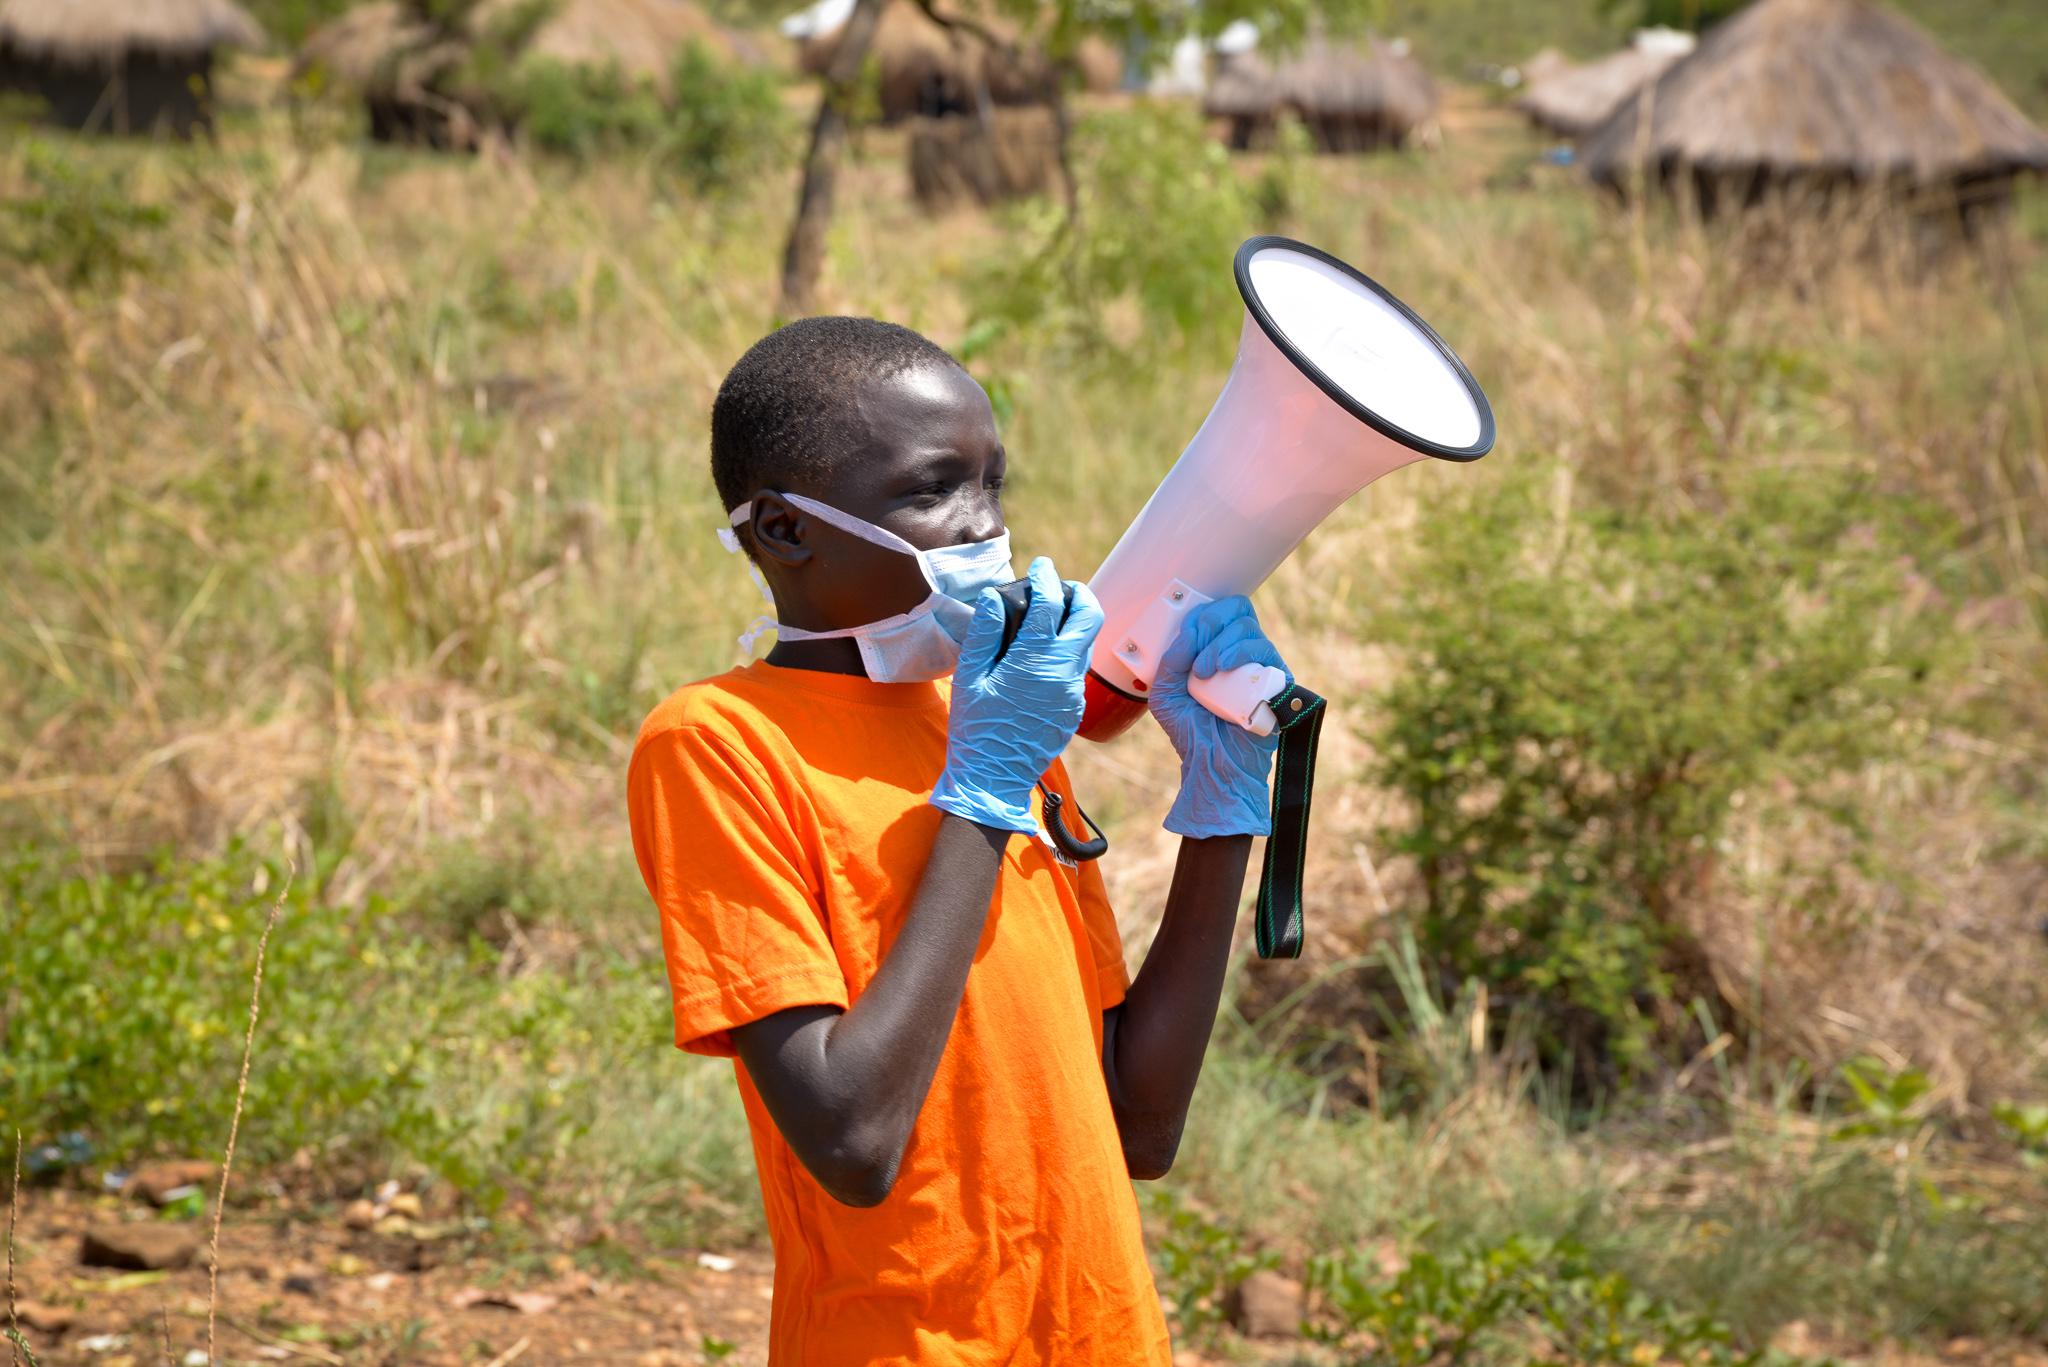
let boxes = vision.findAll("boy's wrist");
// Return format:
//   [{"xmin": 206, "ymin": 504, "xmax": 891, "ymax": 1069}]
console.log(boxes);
[{"xmin": 930, "ymin": 770, "xmax": 1037, "ymax": 834}]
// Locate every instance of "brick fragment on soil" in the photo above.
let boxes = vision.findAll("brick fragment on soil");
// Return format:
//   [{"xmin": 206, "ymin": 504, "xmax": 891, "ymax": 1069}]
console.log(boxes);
[
  {"xmin": 1224, "ymin": 1269, "xmax": 1303, "ymax": 1339},
  {"xmin": 80, "ymin": 1223, "xmax": 205, "ymax": 1270}
]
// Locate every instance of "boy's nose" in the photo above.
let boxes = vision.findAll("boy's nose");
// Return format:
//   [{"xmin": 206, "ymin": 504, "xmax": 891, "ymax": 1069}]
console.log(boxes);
[{"xmin": 953, "ymin": 498, "xmax": 1004, "ymax": 547}]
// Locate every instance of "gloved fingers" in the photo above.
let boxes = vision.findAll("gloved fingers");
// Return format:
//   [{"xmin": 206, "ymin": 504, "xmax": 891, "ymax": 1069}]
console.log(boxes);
[
  {"xmin": 1019, "ymin": 556, "xmax": 1065, "ymax": 640},
  {"xmin": 1190, "ymin": 616, "xmax": 1272, "ymax": 679},
  {"xmin": 1164, "ymin": 596, "xmax": 1257, "ymax": 676},
  {"xmin": 1052, "ymin": 579, "xmax": 1104, "ymax": 655},
  {"xmin": 955, "ymin": 585, "xmax": 1008, "ymax": 683}
]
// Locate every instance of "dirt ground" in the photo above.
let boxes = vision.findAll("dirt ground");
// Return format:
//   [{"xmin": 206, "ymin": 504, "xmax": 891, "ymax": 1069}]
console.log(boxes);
[{"xmin": 5, "ymin": 1188, "xmax": 779, "ymax": 1367}]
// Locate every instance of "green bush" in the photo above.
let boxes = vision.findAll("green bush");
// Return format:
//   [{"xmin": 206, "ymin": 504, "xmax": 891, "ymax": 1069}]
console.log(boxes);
[
  {"xmin": 0, "ymin": 846, "xmax": 404, "ymax": 1163},
  {"xmin": 515, "ymin": 59, "xmax": 668, "ymax": 160},
  {"xmin": 0, "ymin": 846, "xmax": 756, "ymax": 1244},
  {"xmin": 1372, "ymin": 470, "xmax": 1960, "ymax": 1072},
  {"xmin": 1310, "ymin": 1233, "xmax": 1755, "ymax": 1367},
  {"xmin": 965, "ymin": 101, "xmax": 1253, "ymax": 359},
  {"xmin": 1, "ymin": 141, "xmax": 167, "ymax": 288},
  {"xmin": 658, "ymin": 41, "xmax": 787, "ymax": 193},
  {"xmin": 510, "ymin": 44, "xmax": 786, "ymax": 192}
]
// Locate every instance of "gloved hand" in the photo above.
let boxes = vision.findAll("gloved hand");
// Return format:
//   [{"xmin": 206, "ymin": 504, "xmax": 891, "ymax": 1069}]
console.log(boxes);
[
  {"xmin": 1151, "ymin": 596, "xmax": 1291, "ymax": 839},
  {"xmin": 930, "ymin": 556, "xmax": 1105, "ymax": 833}
]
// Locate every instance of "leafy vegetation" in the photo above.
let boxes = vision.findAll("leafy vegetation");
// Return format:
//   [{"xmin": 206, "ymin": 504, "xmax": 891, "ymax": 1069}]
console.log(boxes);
[
  {"xmin": 510, "ymin": 44, "xmax": 787, "ymax": 191},
  {"xmin": 0, "ymin": 141, "xmax": 166, "ymax": 288},
  {"xmin": 0, "ymin": 846, "xmax": 756, "ymax": 1246},
  {"xmin": 1370, "ymin": 471, "xmax": 1961, "ymax": 1074},
  {"xmin": 1310, "ymin": 1233, "xmax": 1753, "ymax": 1367}
]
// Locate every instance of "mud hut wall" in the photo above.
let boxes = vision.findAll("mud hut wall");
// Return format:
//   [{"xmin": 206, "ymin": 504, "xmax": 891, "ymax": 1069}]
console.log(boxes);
[
  {"xmin": 908, "ymin": 105, "xmax": 1057, "ymax": 210},
  {"xmin": 0, "ymin": 46, "xmax": 213, "ymax": 135}
]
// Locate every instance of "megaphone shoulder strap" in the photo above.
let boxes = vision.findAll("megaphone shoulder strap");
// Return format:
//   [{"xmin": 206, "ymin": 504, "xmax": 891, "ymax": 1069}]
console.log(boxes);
[{"xmin": 1255, "ymin": 682, "xmax": 1328, "ymax": 960}]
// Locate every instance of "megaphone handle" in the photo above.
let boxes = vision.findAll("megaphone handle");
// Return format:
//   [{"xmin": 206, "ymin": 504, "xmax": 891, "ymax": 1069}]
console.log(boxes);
[
  {"xmin": 1254, "ymin": 681, "xmax": 1327, "ymax": 961},
  {"xmin": 1188, "ymin": 662, "xmax": 1286, "ymax": 734}
]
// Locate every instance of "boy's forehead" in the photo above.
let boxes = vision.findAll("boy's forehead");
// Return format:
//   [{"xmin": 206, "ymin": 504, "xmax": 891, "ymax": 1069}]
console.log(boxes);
[{"xmin": 794, "ymin": 366, "xmax": 998, "ymax": 502}]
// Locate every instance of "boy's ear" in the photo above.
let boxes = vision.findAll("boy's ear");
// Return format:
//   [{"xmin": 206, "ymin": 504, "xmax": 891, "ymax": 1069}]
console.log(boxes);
[{"xmin": 746, "ymin": 491, "xmax": 813, "ymax": 569}]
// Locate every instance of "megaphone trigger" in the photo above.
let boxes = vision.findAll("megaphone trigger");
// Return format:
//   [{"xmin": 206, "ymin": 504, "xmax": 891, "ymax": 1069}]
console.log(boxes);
[{"xmin": 991, "ymin": 575, "xmax": 1077, "ymax": 665}]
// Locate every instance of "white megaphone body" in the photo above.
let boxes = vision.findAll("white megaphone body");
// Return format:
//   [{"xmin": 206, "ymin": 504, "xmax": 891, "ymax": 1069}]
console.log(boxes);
[{"xmin": 1077, "ymin": 236, "xmax": 1495, "ymax": 742}]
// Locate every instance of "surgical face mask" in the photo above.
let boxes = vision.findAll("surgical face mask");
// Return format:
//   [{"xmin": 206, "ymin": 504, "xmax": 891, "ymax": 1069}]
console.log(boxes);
[{"xmin": 718, "ymin": 493, "xmax": 1012, "ymax": 683}]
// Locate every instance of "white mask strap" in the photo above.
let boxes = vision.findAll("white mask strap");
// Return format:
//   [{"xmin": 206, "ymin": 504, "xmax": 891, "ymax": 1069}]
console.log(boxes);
[{"xmin": 723, "ymin": 495, "xmax": 936, "ymax": 591}]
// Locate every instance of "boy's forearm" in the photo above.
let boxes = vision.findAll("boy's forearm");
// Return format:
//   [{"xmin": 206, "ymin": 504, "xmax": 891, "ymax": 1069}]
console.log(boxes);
[
  {"xmin": 730, "ymin": 813, "xmax": 1010, "ymax": 1207},
  {"xmin": 1102, "ymin": 833, "xmax": 1253, "ymax": 1179}
]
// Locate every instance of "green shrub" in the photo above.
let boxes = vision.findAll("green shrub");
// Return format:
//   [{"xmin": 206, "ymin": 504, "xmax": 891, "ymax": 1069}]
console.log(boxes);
[
  {"xmin": 0, "ymin": 845, "xmax": 403, "ymax": 1163},
  {"xmin": 0, "ymin": 845, "xmax": 756, "ymax": 1244},
  {"xmin": 509, "ymin": 44, "xmax": 786, "ymax": 192},
  {"xmin": 515, "ymin": 58, "xmax": 668, "ymax": 160},
  {"xmin": 1372, "ymin": 470, "xmax": 1960, "ymax": 1073},
  {"xmin": 965, "ymin": 101, "xmax": 1253, "ymax": 359},
  {"xmin": 1, "ymin": 141, "xmax": 167, "ymax": 288},
  {"xmin": 1310, "ymin": 1233, "xmax": 1755, "ymax": 1367},
  {"xmin": 658, "ymin": 42, "xmax": 787, "ymax": 193}
]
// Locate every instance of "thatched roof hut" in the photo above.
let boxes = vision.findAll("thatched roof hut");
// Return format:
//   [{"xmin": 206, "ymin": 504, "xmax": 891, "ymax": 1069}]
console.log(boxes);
[
  {"xmin": 1579, "ymin": 0, "xmax": 2048, "ymax": 212},
  {"xmin": 488, "ymin": 0, "xmax": 742, "ymax": 93},
  {"xmin": 295, "ymin": 0, "xmax": 745, "ymax": 148},
  {"xmin": 793, "ymin": 0, "xmax": 1118, "ymax": 123},
  {"xmin": 0, "ymin": 0, "xmax": 264, "ymax": 136},
  {"xmin": 1515, "ymin": 28, "xmax": 1693, "ymax": 138},
  {"xmin": 1205, "ymin": 37, "xmax": 1439, "ymax": 153}
]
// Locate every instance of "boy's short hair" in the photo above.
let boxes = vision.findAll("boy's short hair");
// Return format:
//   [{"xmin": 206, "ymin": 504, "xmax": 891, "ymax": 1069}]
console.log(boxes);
[{"xmin": 711, "ymin": 316, "xmax": 961, "ymax": 516}]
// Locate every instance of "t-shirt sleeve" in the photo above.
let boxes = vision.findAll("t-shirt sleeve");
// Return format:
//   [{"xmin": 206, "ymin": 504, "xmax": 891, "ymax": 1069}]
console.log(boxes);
[{"xmin": 628, "ymin": 721, "xmax": 849, "ymax": 1058}]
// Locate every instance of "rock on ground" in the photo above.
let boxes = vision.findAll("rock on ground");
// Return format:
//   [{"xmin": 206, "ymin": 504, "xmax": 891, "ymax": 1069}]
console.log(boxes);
[
  {"xmin": 1225, "ymin": 1269, "xmax": 1303, "ymax": 1339},
  {"xmin": 80, "ymin": 1223, "xmax": 205, "ymax": 1271}
]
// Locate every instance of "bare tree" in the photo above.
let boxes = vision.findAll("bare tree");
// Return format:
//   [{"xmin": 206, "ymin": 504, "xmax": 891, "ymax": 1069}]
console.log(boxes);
[{"xmin": 781, "ymin": 0, "xmax": 891, "ymax": 314}]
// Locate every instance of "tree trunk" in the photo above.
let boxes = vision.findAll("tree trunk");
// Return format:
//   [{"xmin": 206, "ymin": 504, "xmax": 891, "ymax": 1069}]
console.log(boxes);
[{"xmin": 781, "ymin": 0, "xmax": 890, "ymax": 316}]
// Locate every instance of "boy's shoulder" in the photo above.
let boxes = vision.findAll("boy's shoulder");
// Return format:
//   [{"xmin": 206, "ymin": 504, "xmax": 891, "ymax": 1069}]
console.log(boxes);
[
  {"xmin": 632, "ymin": 662, "xmax": 946, "ymax": 757},
  {"xmin": 634, "ymin": 665, "xmax": 789, "ymax": 752}
]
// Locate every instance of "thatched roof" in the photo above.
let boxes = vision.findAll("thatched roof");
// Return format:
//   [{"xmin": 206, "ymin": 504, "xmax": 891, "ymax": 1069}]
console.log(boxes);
[
  {"xmin": 1581, "ymin": 0, "xmax": 2048, "ymax": 187},
  {"xmin": 297, "ymin": 0, "xmax": 743, "ymax": 98},
  {"xmin": 796, "ymin": 0, "xmax": 1117, "ymax": 120},
  {"xmin": 1515, "ymin": 47, "xmax": 1573, "ymax": 91},
  {"xmin": 482, "ymin": 0, "xmax": 741, "ymax": 89},
  {"xmin": 1204, "ymin": 37, "xmax": 1437, "ymax": 131},
  {"xmin": 0, "ymin": 0, "xmax": 264, "ymax": 64},
  {"xmin": 1514, "ymin": 29, "xmax": 1693, "ymax": 137}
]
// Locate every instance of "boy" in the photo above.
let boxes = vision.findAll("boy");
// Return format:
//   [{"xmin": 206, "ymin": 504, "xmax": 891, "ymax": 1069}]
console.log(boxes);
[{"xmin": 628, "ymin": 317, "xmax": 1293, "ymax": 1365}]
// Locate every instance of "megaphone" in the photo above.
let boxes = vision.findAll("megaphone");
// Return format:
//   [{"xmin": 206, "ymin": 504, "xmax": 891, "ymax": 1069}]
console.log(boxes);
[
  {"xmin": 1072, "ymin": 236, "xmax": 1493, "ymax": 960},
  {"xmin": 1078, "ymin": 235, "xmax": 1494, "ymax": 743}
]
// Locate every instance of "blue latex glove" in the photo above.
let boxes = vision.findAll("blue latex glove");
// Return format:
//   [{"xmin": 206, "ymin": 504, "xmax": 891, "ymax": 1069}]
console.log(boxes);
[
  {"xmin": 930, "ymin": 556, "xmax": 1105, "ymax": 833},
  {"xmin": 1151, "ymin": 596, "xmax": 1291, "ymax": 839}
]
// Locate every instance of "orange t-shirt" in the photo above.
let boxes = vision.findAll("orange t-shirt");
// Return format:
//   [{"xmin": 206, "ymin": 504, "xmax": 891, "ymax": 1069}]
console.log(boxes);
[{"xmin": 627, "ymin": 661, "xmax": 1171, "ymax": 1367}]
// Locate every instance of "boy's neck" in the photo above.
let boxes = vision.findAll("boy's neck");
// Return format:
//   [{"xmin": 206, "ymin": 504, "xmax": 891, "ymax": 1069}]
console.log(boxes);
[{"xmin": 766, "ymin": 639, "xmax": 869, "ymax": 677}]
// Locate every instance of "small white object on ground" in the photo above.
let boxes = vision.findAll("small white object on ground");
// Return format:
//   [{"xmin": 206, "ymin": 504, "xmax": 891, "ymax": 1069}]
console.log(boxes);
[{"xmin": 695, "ymin": 1253, "xmax": 736, "ymax": 1272}]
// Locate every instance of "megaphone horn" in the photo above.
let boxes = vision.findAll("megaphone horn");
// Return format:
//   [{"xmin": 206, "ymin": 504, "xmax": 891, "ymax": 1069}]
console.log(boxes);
[
  {"xmin": 1077, "ymin": 236, "xmax": 1494, "ymax": 956},
  {"xmin": 1080, "ymin": 236, "xmax": 1494, "ymax": 740}
]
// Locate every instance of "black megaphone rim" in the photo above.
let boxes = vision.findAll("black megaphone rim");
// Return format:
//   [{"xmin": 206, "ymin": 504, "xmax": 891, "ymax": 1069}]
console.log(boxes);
[{"xmin": 1233, "ymin": 235, "xmax": 1495, "ymax": 464}]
